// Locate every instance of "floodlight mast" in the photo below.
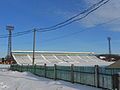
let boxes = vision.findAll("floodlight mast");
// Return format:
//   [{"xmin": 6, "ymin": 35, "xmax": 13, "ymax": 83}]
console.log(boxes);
[
  {"xmin": 107, "ymin": 37, "xmax": 112, "ymax": 61},
  {"xmin": 6, "ymin": 25, "xmax": 14, "ymax": 59},
  {"xmin": 107, "ymin": 37, "xmax": 111, "ymax": 55}
]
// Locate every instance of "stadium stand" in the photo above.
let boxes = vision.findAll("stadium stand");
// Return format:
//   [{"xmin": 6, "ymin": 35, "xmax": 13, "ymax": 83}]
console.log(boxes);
[
  {"xmin": 12, "ymin": 51, "xmax": 114, "ymax": 66},
  {"xmin": 12, "ymin": 54, "xmax": 32, "ymax": 64}
]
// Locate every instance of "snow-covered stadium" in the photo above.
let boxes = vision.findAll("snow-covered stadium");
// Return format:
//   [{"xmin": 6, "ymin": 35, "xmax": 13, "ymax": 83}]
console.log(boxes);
[{"xmin": 12, "ymin": 51, "xmax": 113, "ymax": 66}]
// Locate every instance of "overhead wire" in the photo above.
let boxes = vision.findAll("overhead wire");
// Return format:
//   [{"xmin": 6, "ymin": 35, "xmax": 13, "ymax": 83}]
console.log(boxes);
[
  {"xmin": 0, "ymin": 0, "xmax": 110, "ymax": 38},
  {"xmin": 38, "ymin": 0, "xmax": 110, "ymax": 33},
  {"xmin": 43, "ymin": 16, "xmax": 120, "ymax": 43},
  {"xmin": 37, "ymin": 0, "xmax": 107, "ymax": 30},
  {"xmin": 0, "ymin": 29, "xmax": 33, "ymax": 38}
]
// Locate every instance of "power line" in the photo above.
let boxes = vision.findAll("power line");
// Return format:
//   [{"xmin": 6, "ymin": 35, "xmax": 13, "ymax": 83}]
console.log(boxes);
[
  {"xmin": 42, "ymin": 17, "xmax": 120, "ymax": 43},
  {"xmin": 37, "ymin": 0, "xmax": 108, "ymax": 30},
  {"xmin": 38, "ymin": 0, "xmax": 110, "ymax": 33},
  {"xmin": 0, "ymin": 0, "xmax": 110, "ymax": 38},
  {"xmin": 0, "ymin": 29, "xmax": 33, "ymax": 38}
]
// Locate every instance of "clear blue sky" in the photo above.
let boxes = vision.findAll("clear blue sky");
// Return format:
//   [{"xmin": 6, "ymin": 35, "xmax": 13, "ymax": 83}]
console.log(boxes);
[{"xmin": 0, "ymin": 0, "xmax": 120, "ymax": 57}]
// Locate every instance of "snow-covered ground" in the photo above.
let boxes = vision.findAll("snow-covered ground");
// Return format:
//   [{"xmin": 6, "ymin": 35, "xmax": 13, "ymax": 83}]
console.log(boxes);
[{"xmin": 0, "ymin": 70, "xmax": 102, "ymax": 90}]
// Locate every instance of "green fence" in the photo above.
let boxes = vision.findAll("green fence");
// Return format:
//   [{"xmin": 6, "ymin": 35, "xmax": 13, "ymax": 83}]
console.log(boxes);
[{"xmin": 10, "ymin": 64, "xmax": 120, "ymax": 90}]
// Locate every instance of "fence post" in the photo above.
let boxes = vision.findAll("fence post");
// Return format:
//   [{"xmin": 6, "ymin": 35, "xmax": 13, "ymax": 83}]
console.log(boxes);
[
  {"xmin": 34, "ymin": 64, "xmax": 36, "ymax": 74},
  {"xmin": 95, "ymin": 65, "xmax": 99, "ymax": 88},
  {"xmin": 28, "ymin": 64, "xmax": 30, "ymax": 71},
  {"xmin": 20, "ymin": 64, "xmax": 23, "ymax": 72},
  {"xmin": 16, "ymin": 64, "xmax": 17, "ymax": 71},
  {"xmin": 10, "ymin": 64, "xmax": 13, "ymax": 70},
  {"xmin": 13, "ymin": 64, "xmax": 14, "ymax": 70},
  {"xmin": 54, "ymin": 64, "xmax": 57, "ymax": 80},
  {"xmin": 118, "ymin": 74, "xmax": 120, "ymax": 90},
  {"xmin": 27, "ymin": 64, "xmax": 29, "ymax": 71},
  {"xmin": 16, "ymin": 64, "xmax": 20, "ymax": 71},
  {"xmin": 44, "ymin": 63, "xmax": 46, "ymax": 78},
  {"xmin": 71, "ymin": 64, "xmax": 74, "ymax": 83}
]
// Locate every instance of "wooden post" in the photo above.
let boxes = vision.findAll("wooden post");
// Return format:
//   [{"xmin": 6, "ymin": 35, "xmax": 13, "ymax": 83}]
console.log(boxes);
[
  {"xmin": 54, "ymin": 64, "xmax": 57, "ymax": 80},
  {"xmin": 44, "ymin": 63, "xmax": 46, "ymax": 78},
  {"xmin": 71, "ymin": 64, "xmax": 74, "ymax": 83},
  {"xmin": 95, "ymin": 65, "xmax": 99, "ymax": 88},
  {"xmin": 32, "ymin": 29, "xmax": 36, "ymax": 65}
]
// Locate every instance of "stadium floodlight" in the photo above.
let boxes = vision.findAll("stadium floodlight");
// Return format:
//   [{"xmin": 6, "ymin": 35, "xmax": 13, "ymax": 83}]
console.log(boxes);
[
  {"xmin": 6, "ymin": 26, "xmax": 14, "ymax": 31},
  {"xmin": 107, "ymin": 37, "xmax": 111, "ymax": 55},
  {"xmin": 6, "ymin": 25, "xmax": 14, "ymax": 61}
]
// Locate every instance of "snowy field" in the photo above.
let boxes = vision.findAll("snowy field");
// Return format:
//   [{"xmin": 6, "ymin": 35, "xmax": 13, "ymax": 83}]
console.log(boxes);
[{"xmin": 0, "ymin": 70, "xmax": 102, "ymax": 90}]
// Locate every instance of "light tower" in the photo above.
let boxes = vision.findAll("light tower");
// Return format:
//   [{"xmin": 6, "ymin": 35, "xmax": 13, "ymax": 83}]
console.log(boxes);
[
  {"xmin": 107, "ymin": 37, "xmax": 111, "ymax": 55},
  {"xmin": 107, "ymin": 37, "xmax": 111, "ymax": 61},
  {"xmin": 6, "ymin": 25, "xmax": 14, "ymax": 59}
]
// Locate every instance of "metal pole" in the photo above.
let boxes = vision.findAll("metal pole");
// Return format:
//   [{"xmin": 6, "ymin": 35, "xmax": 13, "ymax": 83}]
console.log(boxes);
[
  {"xmin": 9, "ymin": 30, "xmax": 12, "ymax": 56},
  {"xmin": 32, "ymin": 29, "xmax": 36, "ymax": 65},
  {"xmin": 107, "ymin": 37, "xmax": 111, "ymax": 55},
  {"xmin": 6, "ymin": 26, "xmax": 14, "ymax": 59}
]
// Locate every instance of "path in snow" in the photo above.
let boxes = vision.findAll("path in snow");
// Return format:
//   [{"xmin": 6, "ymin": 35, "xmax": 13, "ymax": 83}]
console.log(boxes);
[{"xmin": 0, "ymin": 70, "xmax": 102, "ymax": 90}]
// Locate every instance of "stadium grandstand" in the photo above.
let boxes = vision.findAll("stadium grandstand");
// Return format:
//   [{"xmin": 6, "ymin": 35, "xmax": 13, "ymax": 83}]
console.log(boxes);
[{"xmin": 12, "ymin": 51, "xmax": 113, "ymax": 66}]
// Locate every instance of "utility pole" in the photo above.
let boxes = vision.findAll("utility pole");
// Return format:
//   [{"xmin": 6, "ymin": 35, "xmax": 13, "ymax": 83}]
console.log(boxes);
[
  {"xmin": 6, "ymin": 25, "xmax": 14, "ymax": 60},
  {"xmin": 107, "ymin": 37, "xmax": 111, "ymax": 55},
  {"xmin": 32, "ymin": 29, "xmax": 36, "ymax": 65}
]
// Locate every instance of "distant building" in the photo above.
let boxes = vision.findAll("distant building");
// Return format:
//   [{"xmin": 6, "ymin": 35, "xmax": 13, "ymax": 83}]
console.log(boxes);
[{"xmin": 97, "ymin": 54, "xmax": 120, "ymax": 62}]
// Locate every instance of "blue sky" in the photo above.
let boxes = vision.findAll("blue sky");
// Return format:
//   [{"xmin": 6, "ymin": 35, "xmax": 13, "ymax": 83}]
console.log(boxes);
[{"xmin": 0, "ymin": 0, "xmax": 120, "ymax": 57}]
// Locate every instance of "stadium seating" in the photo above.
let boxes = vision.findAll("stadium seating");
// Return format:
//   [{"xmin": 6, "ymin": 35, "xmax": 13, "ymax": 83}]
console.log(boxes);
[
  {"xmin": 13, "ymin": 54, "xmax": 32, "ymax": 64},
  {"xmin": 12, "ymin": 51, "xmax": 114, "ymax": 66}
]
